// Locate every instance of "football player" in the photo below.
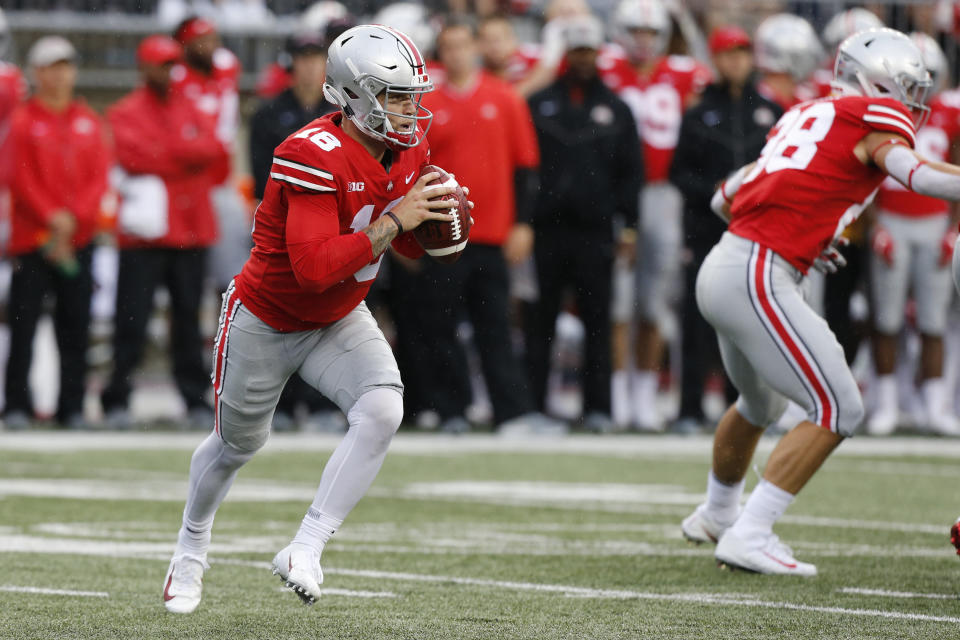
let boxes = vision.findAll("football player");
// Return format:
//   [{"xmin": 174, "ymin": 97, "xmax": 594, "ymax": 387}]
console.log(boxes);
[
  {"xmin": 868, "ymin": 33, "xmax": 960, "ymax": 437},
  {"xmin": 162, "ymin": 25, "xmax": 466, "ymax": 613},
  {"xmin": 754, "ymin": 14, "xmax": 822, "ymax": 111},
  {"xmin": 812, "ymin": 7, "xmax": 884, "ymax": 99},
  {"xmin": 0, "ymin": 7, "xmax": 25, "ymax": 254},
  {"xmin": 682, "ymin": 28, "xmax": 960, "ymax": 575},
  {"xmin": 603, "ymin": 0, "xmax": 711, "ymax": 431},
  {"xmin": 171, "ymin": 16, "xmax": 250, "ymax": 304}
]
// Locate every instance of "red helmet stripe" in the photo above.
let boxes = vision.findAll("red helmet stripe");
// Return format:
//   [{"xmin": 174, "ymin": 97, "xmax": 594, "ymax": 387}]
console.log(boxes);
[{"xmin": 379, "ymin": 25, "xmax": 424, "ymax": 67}]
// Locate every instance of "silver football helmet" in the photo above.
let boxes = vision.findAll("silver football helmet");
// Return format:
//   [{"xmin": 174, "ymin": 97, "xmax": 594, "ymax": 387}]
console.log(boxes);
[
  {"xmin": 823, "ymin": 8, "xmax": 884, "ymax": 52},
  {"xmin": 755, "ymin": 14, "xmax": 824, "ymax": 83},
  {"xmin": 323, "ymin": 24, "xmax": 433, "ymax": 150},
  {"xmin": 611, "ymin": 0, "xmax": 671, "ymax": 64},
  {"xmin": 301, "ymin": 1, "xmax": 349, "ymax": 34},
  {"xmin": 834, "ymin": 28, "xmax": 932, "ymax": 126},
  {"xmin": 373, "ymin": 3, "xmax": 438, "ymax": 60},
  {"xmin": 910, "ymin": 31, "xmax": 948, "ymax": 99}
]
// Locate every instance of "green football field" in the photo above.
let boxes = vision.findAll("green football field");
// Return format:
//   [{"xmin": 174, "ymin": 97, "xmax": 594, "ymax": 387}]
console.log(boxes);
[{"xmin": 2, "ymin": 432, "xmax": 959, "ymax": 640}]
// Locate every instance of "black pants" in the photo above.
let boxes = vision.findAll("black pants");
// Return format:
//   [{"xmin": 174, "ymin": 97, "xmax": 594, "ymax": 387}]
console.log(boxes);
[
  {"xmin": 5, "ymin": 247, "xmax": 94, "ymax": 421},
  {"xmin": 677, "ymin": 244, "xmax": 737, "ymax": 420},
  {"xmin": 102, "ymin": 247, "xmax": 210, "ymax": 412},
  {"xmin": 527, "ymin": 230, "xmax": 613, "ymax": 415},
  {"xmin": 824, "ymin": 240, "xmax": 867, "ymax": 364},
  {"xmin": 414, "ymin": 244, "xmax": 534, "ymax": 423}
]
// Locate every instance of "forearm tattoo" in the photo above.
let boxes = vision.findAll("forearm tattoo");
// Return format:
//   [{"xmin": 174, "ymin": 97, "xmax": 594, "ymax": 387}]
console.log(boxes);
[{"xmin": 363, "ymin": 215, "xmax": 400, "ymax": 257}]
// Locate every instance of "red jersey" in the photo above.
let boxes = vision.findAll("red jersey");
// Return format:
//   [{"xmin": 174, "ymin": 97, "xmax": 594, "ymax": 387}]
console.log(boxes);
[
  {"xmin": 875, "ymin": 91, "xmax": 960, "ymax": 217},
  {"xmin": 235, "ymin": 112, "xmax": 429, "ymax": 331},
  {"xmin": 255, "ymin": 62, "xmax": 291, "ymax": 99},
  {"xmin": 424, "ymin": 71, "xmax": 538, "ymax": 246},
  {"xmin": 108, "ymin": 85, "xmax": 228, "ymax": 249},
  {"xmin": 9, "ymin": 98, "xmax": 110, "ymax": 256},
  {"xmin": 757, "ymin": 78, "xmax": 818, "ymax": 112},
  {"xmin": 730, "ymin": 96, "xmax": 917, "ymax": 273},
  {"xmin": 171, "ymin": 48, "xmax": 240, "ymax": 183},
  {"xmin": 0, "ymin": 63, "xmax": 26, "ymax": 188},
  {"xmin": 599, "ymin": 49, "xmax": 711, "ymax": 182},
  {"xmin": 501, "ymin": 44, "xmax": 541, "ymax": 85}
]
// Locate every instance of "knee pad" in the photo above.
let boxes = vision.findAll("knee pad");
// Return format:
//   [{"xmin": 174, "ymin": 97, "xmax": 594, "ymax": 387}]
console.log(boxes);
[
  {"xmin": 348, "ymin": 387, "xmax": 403, "ymax": 447},
  {"xmin": 735, "ymin": 393, "xmax": 789, "ymax": 429},
  {"xmin": 217, "ymin": 400, "xmax": 272, "ymax": 454}
]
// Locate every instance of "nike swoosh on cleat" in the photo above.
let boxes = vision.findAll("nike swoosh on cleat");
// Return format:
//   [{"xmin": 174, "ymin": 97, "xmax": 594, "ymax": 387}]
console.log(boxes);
[
  {"xmin": 163, "ymin": 574, "xmax": 175, "ymax": 601},
  {"xmin": 761, "ymin": 551, "xmax": 797, "ymax": 569}
]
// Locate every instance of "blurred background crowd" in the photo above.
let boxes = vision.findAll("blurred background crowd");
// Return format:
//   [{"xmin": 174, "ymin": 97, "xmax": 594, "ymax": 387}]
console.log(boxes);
[{"xmin": 1, "ymin": 0, "xmax": 959, "ymax": 438}]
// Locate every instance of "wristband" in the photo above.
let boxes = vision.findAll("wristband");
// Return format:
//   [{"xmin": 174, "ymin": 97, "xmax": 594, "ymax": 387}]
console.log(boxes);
[{"xmin": 384, "ymin": 211, "xmax": 403, "ymax": 235}]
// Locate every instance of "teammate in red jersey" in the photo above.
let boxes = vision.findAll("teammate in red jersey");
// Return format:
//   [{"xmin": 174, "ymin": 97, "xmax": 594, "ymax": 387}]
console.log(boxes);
[
  {"xmin": 754, "ymin": 14, "xmax": 822, "ymax": 111},
  {"xmin": 601, "ymin": 0, "xmax": 711, "ymax": 431},
  {"xmin": 0, "ymin": 8, "xmax": 25, "ymax": 253},
  {"xmin": 867, "ymin": 33, "xmax": 960, "ymax": 437},
  {"xmin": 478, "ymin": 14, "xmax": 541, "ymax": 89},
  {"xmin": 162, "ymin": 25, "xmax": 467, "ymax": 614},
  {"xmin": 170, "ymin": 16, "xmax": 250, "ymax": 294},
  {"xmin": 681, "ymin": 28, "xmax": 960, "ymax": 575},
  {"xmin": 812, "ymin": 7, "xmax": 884, "ymax": 99}
]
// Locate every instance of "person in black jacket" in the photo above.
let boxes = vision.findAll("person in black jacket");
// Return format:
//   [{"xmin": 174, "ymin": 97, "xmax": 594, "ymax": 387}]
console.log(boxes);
[
  {"xmin": 249, "ymin": 31, "xmax": 336, "ymax": 200},
  {"xmin": 527, "ymin": 15, "xmax": 642, "ymax": 433},
  {"xmin": 668, "ymin": 26, "xmax": 782, "ymax": 433},
  {"xmin": 247, "ymin": 30, "xmax": 338, "ymax": 431}
]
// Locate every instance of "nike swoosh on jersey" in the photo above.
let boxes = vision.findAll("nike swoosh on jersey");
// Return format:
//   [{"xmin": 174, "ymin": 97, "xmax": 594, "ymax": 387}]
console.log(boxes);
[{"xmin": 405, "ymin": 171, "xmax": 416, "ymax": 184}]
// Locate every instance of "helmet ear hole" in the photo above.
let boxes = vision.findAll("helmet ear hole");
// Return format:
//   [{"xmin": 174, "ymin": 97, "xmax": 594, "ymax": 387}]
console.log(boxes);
[{"xmin": 323, "ymin": 85, "xmax": 355, "ymax": 117}]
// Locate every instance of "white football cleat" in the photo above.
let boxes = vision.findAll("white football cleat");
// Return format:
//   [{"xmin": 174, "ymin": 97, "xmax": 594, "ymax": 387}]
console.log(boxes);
[
  {"xmin": 927, "ymin": 412, "xmax": 960, "ymax": 437},
  {"xmin": 681, "ymin": 504, "xmax": 734, "ymax": 545},
  {"xmin": 866, "ymin": 407, "xmax": 898, "ymax": 436},
  {"xmin": 715, "ymin": 528, "xmax": 816, "ymax": 576},
  {"xmin": 272, "ymin": 543, "xmax": 323, "ymax": 605},
  {"xmin": 162, "ymin": 554, "xmax": 209, "ymax": 614}
]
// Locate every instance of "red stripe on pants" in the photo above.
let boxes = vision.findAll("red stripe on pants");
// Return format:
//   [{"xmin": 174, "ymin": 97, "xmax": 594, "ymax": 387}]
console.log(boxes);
[{"xmin": 754, "ymin": 247, "xmax": 834, "ymax": 430}]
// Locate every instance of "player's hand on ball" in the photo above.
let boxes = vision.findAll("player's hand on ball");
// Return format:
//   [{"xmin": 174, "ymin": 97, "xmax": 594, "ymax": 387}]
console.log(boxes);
[{"xmin": 391, "ymin": 173, "xmax": 457, "ymax": 232}]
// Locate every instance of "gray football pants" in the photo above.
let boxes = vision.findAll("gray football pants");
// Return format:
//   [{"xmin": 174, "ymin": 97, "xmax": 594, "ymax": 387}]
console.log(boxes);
[
  {"xmin": 213, "ymin": 282, "xmax": 403, "ymax": 452},
  {"xmin": 696, "ymin": 233, "xmax": 864, "ymax": 436}
]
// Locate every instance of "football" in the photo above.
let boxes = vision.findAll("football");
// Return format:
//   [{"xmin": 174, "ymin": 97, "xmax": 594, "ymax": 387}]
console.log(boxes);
[{"xmin": 413, "ymin": 164, "xmax": 471, "ymax": 264}]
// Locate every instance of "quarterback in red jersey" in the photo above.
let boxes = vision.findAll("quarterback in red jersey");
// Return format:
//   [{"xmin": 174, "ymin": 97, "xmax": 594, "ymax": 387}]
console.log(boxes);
[
  {"xmin": 868, "ymin": 33, "xmax": 960, "ymax": 437},
  {"xmin": 681, "ymin": 28, "xmax": 960, "ymax": 576},
  {"xmin": 162, "ymin": 25, "xmax": 465, "ymax": 614},
  {"xmin": 601, "ymin": 0, "xmax": 711, "ymax": 431}
]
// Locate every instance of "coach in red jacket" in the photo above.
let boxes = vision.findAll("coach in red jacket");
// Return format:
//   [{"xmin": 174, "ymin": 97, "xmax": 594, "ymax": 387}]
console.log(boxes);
[
  {"xmin": 100, "ymin": 35, "xmax": 227, "ymax": 430},
  {"xmin": 5, "ymin": 36, "xmax": 109, "ymax": 429}
]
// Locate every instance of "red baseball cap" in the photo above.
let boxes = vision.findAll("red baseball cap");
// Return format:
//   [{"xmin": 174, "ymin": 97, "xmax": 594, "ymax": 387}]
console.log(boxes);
[
  {"xmin": 137, "ymin": 35, "xmax": 183, "ymax": 65},
  {"xmin": 709, "ymin": 25, "xmax": 752, "ymax": 54},
  {"xmin": 174, "ymin": 17, "xmax": 217, "ymax": 44}
]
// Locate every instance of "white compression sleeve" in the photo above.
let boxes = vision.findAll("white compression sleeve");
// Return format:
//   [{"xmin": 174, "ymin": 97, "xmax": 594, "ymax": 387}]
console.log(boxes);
[
  {"xmin": 710, "ymin": 165, "xmax": 748, "ymax": 220},
  {"xmin": 884, "ymin": 145, "xmax": 960, "ymax": 201}
]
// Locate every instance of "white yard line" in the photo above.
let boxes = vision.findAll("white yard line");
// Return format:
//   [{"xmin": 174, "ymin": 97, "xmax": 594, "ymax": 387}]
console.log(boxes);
[
  {"xmin": 838, "ymin": 587, "xmax": 959, "ymax": 601},
  {"xmin": 0, "ymin": 585, "xmax": 108, "ymax": 598},
  {"xmin": 4, "ymin": 431, "xmax": 960, "ymax": 459},
  {"xmin": 7, "ymin": 550, "xmax": 956, "ymax": 624},
  {"xmin": 274, "ymin": 586, "xmax": 397, "ymax": 599}
]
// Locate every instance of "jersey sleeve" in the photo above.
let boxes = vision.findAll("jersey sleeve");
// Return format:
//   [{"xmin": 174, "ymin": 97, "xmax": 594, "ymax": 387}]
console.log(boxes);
[
  {"xmin": 854, "ymin": 97, "xmax": 918, "ymax": 148},
  {"xmin": 270, "ymin": 132, "xmax": 339, "ymax": 194}
]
